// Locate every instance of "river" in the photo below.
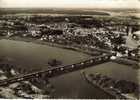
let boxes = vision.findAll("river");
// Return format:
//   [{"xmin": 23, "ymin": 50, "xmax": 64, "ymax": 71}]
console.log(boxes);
[
  {"xmin": 0, "ymin": 39, "xmax": 91, "ymax": 70},
  {"xmin": 0, "ymin": 39, "xmax": 139, "ymax": 98}
]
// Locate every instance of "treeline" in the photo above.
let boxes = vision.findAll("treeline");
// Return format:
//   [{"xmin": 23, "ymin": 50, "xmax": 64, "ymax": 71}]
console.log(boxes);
[{"xmin": 0, "ymin": 8, "xmax": 110, "ymax": 16}]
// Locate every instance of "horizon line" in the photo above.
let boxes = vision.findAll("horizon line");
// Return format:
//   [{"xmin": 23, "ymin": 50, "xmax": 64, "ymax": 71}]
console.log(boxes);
[{"xmin": 0, "ymin": 7, "xmax": 139, "ymax": 10}]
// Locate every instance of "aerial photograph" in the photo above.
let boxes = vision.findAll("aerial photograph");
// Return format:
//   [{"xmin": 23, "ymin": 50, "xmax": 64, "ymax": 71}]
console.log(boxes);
[{"xmin": 0, "ymin": 0, "xmax": 140, "ymax": 99}]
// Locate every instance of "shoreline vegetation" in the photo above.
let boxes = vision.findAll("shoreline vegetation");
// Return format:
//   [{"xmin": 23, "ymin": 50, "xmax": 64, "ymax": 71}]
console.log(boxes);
[
  {"xmin": 80, "ymin": 71, "xmax": 123, "ymax": 99},
  {"xmin": 0, "ymin": 8, "xmax": 139, "ymax": 99},
  {"xmin": 81, "ymin": 71, "xmax": 139, "ymax": 99},
  {"xmin": 0, "ymin": 37, "xmax": 139, "ymax": 99},
  {"xmin": 0, "ymin": 62, "xmax": 53, "ymax": 98},
  {"xmin": 0, "ymin": 36, "xmax": 139, "ymax": 69},
  {"xmin": 0, "ymin": 36, "xmax": 102, "ymax": 56}
]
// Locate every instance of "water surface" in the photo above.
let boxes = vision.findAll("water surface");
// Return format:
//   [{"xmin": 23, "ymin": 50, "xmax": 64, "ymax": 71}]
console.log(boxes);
[{"xmin": 0, "ymin": 39, "xmax": 138, "ymax": 98}]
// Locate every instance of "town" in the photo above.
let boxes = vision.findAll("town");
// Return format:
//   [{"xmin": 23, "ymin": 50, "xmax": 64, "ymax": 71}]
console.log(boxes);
[
  {"xmin": 0, "ymin": 15, "xmax": 139, "ymax": 62},
  {"xmin": 0, "ymin": 10, "xmax": 140, "ymax": 99}
]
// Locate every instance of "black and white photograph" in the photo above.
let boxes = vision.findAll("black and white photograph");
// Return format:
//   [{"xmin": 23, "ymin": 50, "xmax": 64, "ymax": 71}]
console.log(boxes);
[{"xmin": 0, "ymin": 0, "xmax": 139, "ymax": 99}]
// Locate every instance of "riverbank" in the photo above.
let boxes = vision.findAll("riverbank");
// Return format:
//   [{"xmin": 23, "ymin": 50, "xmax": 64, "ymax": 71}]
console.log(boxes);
[
  {"xmin": 80, "ymin": 71, "xmax": 125, "ymax": 99},
  {"xmin": 0, "ymin": 37, "xmax": 138, "ymax": 99},
  {"xmin": 111, "ymin": 57, "xmax": 139, "ymax": 69},
  {"xmin": 0, "ymin": 36, "xmax": 139, "ymax": 69},
  {"xmin": 81, "ymin": 71, "xmax": 139, "ymax": 99},
  {"xmin": 0, "ymin": 62, "xmax": 52, "ymax": 99},
  {"xmin": 0, "ymin": 36, "xmax": 101, "ymax": 56}
]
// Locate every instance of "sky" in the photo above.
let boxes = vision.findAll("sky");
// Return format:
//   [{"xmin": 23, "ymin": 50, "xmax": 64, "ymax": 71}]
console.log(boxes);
[{"xmin": 0, "ymin": 0, "xmax": 140, "ymax": 8}]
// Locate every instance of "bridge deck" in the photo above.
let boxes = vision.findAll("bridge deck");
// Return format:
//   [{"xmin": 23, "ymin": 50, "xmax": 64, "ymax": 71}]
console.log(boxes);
[{"xmin": 0, "ymin": 54, "xmax": 112, "ymax": 86}]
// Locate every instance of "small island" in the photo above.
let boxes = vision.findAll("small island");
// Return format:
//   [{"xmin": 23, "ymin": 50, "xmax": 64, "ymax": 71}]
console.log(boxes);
[{"xmin": 48, "ymin": 59, "xmax": 62, "ymax": 67}]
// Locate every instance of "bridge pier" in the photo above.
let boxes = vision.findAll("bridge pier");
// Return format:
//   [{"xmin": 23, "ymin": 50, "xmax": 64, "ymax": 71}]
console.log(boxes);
[
  {"xmin": 49, "ymin": 70, "xmax": 52, "ymax": 74},
  {"xmin": 81, "ymin": 62, "xmax": 84, "ymax": 65},
  {"xmin": 71, "ymin": 65, "xmax": 74, "ymax": 68},
  {"xmin": 60, "ymin": 67, "xmax": 64, "ymax": 71},
  {"xmin": 0, "ymin": 54, "xmax": 112, "ymax": 86},
  {"xmin": 90, "ymin": 60, "xmax": 93, "ymax": 63},
  {"xmin": 35, "ymin": 74, "xmax": 39, "ymax": 77}
]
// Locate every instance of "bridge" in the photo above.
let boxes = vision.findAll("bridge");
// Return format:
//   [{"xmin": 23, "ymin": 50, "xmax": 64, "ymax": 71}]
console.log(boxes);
[{"xmin": 0, "ymin": 54, "xmax": 112, "ymax": 86}]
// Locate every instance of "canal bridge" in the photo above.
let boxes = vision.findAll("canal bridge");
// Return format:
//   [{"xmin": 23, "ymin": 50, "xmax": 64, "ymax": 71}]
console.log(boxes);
[{"xmin": 0, "ymin": 54, "xmax": 112, "ymax": 86}]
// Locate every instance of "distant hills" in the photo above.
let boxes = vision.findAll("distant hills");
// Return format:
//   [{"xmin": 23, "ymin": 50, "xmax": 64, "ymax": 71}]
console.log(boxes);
[
  {"xmin": 0, "ymin": 8, "xmax": 110, "ymax": 15},
  {"xmin": 0, "ymin": 8, "xmax": 139, "ymax": 16}
]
